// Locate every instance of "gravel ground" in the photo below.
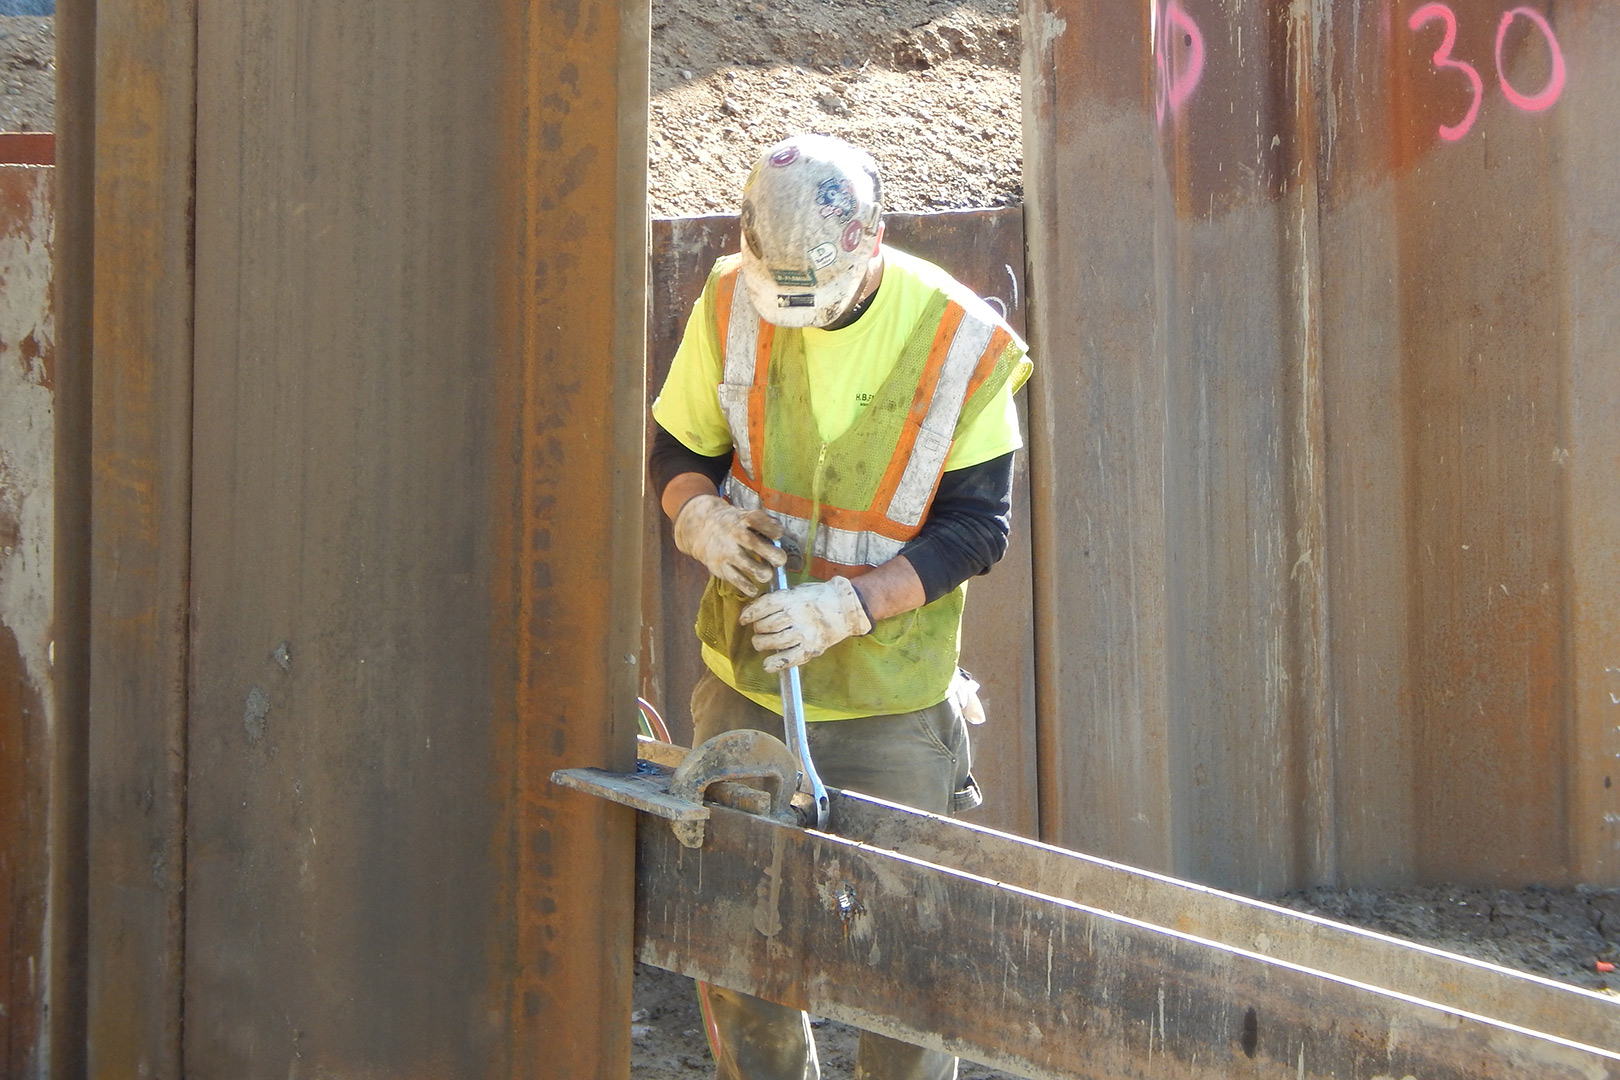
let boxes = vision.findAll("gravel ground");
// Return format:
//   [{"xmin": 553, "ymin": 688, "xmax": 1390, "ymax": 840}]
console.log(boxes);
[{"xmin": 0, "ymin": 16, "xmax": 51, "ymax": 134}]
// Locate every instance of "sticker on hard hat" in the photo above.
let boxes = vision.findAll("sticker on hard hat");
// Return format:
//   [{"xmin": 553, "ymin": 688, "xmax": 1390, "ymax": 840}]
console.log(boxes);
[
  {"xmin": 841, "ymin": 221, "xmax": 866, "ymax": 252},
  {"xmin": 816, "ymin": 177, "xmax": 857, "ymax": 222},
  {"xmin": 808, "ymin": 243, "xmax": 837, "ymax": 270},
  {"xmin": 772, "ymin": 268, "xmax": 817, "ymax": 287},
  {"xmin": 779, "ymin": 295, "xmax": 816, "ymax": 308},
  {"xmin": 770, "ymin": 145, "xmax": 801, "ymax": 167}
]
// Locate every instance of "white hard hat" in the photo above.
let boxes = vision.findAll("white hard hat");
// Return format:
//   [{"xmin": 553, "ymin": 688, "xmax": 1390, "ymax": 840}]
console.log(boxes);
[{"xmin": 738, "ymin": 135, "xmax": 883, "ymax": 328}]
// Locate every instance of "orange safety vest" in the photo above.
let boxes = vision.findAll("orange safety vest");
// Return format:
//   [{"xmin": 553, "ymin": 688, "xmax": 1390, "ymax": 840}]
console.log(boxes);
[{"xmin": 695, "ymin": 258, "xmax": 1025, "ymax": 715}]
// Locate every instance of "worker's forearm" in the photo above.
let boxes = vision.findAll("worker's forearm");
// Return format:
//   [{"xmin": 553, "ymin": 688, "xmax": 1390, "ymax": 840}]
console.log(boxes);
[
  {"xmin": 661, "ymin": 471, "xmax": 722, "ymax": 523},
  {"xmin": 649, "ymin": 424, "xmax": 732, "ymax": 497},
  {"xmin": 850, "ymin": 556, "xmax": 926, "ymax": 624}
]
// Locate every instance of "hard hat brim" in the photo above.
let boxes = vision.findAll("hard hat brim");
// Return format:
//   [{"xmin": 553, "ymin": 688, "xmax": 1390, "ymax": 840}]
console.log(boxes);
[{"xmin": 739, "ymin": 256, "xmax": 866, "ymax": 329}]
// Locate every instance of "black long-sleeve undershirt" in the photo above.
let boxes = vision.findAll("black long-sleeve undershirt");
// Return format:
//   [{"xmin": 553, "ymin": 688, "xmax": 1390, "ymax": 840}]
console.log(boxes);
[{"xmin": 650, "ymin": 423, "xmax": 1014, "ymax": 604}]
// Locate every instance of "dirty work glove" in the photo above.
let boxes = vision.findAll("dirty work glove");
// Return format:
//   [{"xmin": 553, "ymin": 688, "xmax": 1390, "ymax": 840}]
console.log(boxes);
[
  {"xmin": 740, "ymin": 576, "xmax": 873, "ymax": 673},
  {"xmin": 672, "ymin": 493, "xmax": 786, "ymax": 598}
]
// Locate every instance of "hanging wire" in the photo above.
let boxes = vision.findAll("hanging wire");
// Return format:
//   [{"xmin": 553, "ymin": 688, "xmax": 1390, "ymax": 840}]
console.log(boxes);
[{"xmin": 636, "ymin": 696, "xmax": 672, "ymax": 743}]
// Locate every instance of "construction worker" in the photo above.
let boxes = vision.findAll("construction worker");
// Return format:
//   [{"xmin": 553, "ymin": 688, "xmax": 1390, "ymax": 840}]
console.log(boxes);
[{"xmin": 649, "ymin": 133, "xmax": 1032, "ymax": 1080}]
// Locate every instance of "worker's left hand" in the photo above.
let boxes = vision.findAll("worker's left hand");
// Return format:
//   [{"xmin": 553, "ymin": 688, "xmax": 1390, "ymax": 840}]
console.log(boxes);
[{"xmin": 740, "ymin": 576, "xmax": 873, "ymax": 673}]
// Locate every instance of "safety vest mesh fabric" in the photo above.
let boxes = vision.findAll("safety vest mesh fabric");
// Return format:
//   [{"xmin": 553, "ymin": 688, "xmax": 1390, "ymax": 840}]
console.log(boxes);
[{"xmin": 694, "ymin": 259, "xmax": 1025, "ymax": 716}]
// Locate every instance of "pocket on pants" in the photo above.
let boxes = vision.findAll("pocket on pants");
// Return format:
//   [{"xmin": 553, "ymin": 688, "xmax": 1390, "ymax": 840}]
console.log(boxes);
[
  {"xmin": 908, "ymin": 700, "xmax": 958, "ymax": 760},
  {"xmin": 911, "ymin": 697, "xmax": 979, "ymax": 814},
  {"xmin": 809, "ymin": 707, "xmax": 957, "ymax": 814}
]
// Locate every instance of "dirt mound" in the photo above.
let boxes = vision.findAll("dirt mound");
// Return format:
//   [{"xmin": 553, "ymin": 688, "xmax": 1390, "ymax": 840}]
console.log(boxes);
[
  {"xmin": 0, "ymin": 9, "xmax": 1023, "ymax": 214},
  {"xmin": 653, "ymin": 0, "xmax": 1018, "ymax": 88},
  {"xmin": 649, "ymin": 0, "xmax": 1022, "ymax": 216}
]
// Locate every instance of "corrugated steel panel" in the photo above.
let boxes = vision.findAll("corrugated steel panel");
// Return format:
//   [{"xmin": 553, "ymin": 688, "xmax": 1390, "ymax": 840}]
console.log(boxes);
[
  {"xmin": 644, "ymin": 209, "xmax": 1038, "ymax": 837},
  {"xmin": 182, "ymin": 1, "xmax": 646, "ymax": 1077},
  {"xmin": 52, "ymin": 0, "xmax": 92, "ymax": 1072},
  {"xmin": 80, "ymin": 0, "xmax": 197, "ymax": 1075},
  {"xmin": 1025, "ymin": 0, "xmax": 1620, "ymax": 889},
  {"xmin": 0, "ymin": 162, "xmax": 54, "ymax": 1080}
]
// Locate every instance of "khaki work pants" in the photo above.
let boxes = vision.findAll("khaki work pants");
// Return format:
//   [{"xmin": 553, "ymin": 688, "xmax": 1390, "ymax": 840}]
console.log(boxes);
[{"xmin": 689, "ymin": 671, "xmax": 979, "ymax": 1080}]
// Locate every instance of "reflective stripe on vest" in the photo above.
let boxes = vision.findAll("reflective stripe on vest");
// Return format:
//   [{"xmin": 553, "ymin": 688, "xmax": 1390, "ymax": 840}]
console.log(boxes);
[
  {"xmin": 714, "ymin": 269, "xmax": 772, "ymax": 479},
  {"xmin": 884, "ymin": 308, "xmax": 999, "ymax": 527},
  {"xmin": 716, "ymin": 265, "xmax": 1011, "ymax": 572},
  {"xmin": 727, "ymin": 475, "xmax": 907, "ymax": 570}
]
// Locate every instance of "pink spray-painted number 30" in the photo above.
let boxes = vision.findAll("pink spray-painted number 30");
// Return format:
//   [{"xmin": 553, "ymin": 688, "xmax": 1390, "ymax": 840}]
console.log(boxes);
[
  {"xmin": 1409, "ymin": 3, "xmax": 1565, "ymax": 141},
  {"xmin": 1408, "ymin": 3, "xmax": 1483, "ymax": 141},
  {"xmin": 1494, "ymin": 6, "xmax": 1565, "ymax": 112}
]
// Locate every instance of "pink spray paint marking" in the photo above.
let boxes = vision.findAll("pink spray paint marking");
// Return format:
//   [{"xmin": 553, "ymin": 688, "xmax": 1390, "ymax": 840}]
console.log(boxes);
[
  {"xmin": 1495, "ymin": 6, "xmax": 1565, "ymax": 112},
  {"xmin": 1165, "ymin": 2, "xmax": 1206, "ymax": 114},
  {"xmin": 1409, "ymin": 3, "xmax": 1484, "ymax": 141},
  {"xmin": 1154, "ymin": 0, "xmax": 1206, "ymax": 125}
]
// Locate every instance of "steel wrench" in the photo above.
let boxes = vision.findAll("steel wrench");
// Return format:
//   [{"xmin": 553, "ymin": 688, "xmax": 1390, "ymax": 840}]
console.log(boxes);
[{"xmin": 773, "ymin": 543, "xmax": 829, "ymax": 830}]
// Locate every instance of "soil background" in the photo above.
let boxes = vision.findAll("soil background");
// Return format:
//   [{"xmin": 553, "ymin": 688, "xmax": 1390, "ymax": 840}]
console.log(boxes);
[
  {"xmin": 0, "ymin": 16, "xmax": 51, "ymax": 134},
  {"xmin": 7, "ymin": 6, "xmax": 1620, "ymax": 1079},
  {"xmin": 1, "ymin": 3, "xmax": 1021, "ymax": 212},
  {"xmin": 647, "ymin": 0, "xmax": 1022, "ymax": 215}
]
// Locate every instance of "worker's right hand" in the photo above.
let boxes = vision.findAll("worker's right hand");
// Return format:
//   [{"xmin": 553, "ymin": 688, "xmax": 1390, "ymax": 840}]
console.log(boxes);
[{"xmin": 672, "ymin": 493, "xmax": 787, "ymax": 598}]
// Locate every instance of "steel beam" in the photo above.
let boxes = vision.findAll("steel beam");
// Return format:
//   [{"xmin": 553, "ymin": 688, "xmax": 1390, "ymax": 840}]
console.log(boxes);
[
  {"xmin": 1560, "ymin": 2, "xmax": 1620, "ymax": 884},
  {"xmin": 1022, "ymin": 0, "xmax": 1620, "ymax": 891},
  {"xmin": 829, "ymin": 793, "xmax": 1620, "ymax": 1052},
  {"xmin": 0, "ymin": 162, "xmax": 57, "ymax": 1080},
  {"xmin": 184, "ymin": 1, "xmax": 648, "ymax": 1077},
  {"xmin": 78, "ymin": 0, "xmax": 199, "ymax": 1075},
  {"xmin": 564, "ymin": 743, "xmax": 1619, "ymax": 1075},
  {"xmin": 493, "ymin": 0, "xmax": 650, "ymax": 1074},
  {"xmin": 49, "ymin": 0, "xmax": 94, "ymax": 1073},
  {"xmin": 1021, "ymin": 0, "xmax": 1175, "ymax": 874},
  {"xmin": 635, "ymin": 794, "xmax": 1620, "ymax": 1080}
]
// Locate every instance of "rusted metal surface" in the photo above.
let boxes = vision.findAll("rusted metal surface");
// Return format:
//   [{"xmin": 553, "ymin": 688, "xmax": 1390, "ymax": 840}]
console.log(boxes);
[
  {"xmin": 644, "ymin": 208, "xmax": 1038, "ymax": 837},
  {"xmin": 182, "ymin": 0, "xmax": 646, "ymax": 1077},
  {"xmin": 637, "ymin": 797, "xmax": 1620, "ymax": 1080},
  {"xmin": 552, "ymin": 766, "xmax": 715, "ymax": 824},
  {"xmin": 0, "ymin": 133, "xmax": 54, "ymax": 166},
  {"xmin": 50, "ymin": 1, "xmax": 93, "ymax": 1074},
  {"xmin": 1376, "ymin": 0, "xmax": 1575, "ymax": 884},
  {"xmin": 1563, "ymin": 4, "xmax": 1620, "ymax": 883},
  {"xmin": 641, "ymin": 215, "xmax": 729, "ymax": 744},
  {"xmin": 611, "ymin": 736, "xmax": 1620, "ymax": 1050},
  {"xmin": 493, "ymin": 0, "xmax": 648, "ymax": 1072},
  {"xmin": 1023, "ymin": 0, "xmax": 1175, "ymax": 878},
  {"xmin": 1025, "ymin": 0, "xmax": 1620, "ymax": 888},
  {"xmin": 556, "ymin": 731, "xmax": 798, "ymax": 848},
  {"xmin": 0, "ymin": 162, "xmax": 54, "ymax": 1079},
  {"xmin": 666, "ymin": 729, "xmax": 798, "ymax": 844},
  {"xmin": 830, "ymin": 791, "xmax": 1620, "ymax": 1051},
  {"xmin": 80, "ymin": 0, "xmax": 197, "ymax": 1075},
  {"xmin": 610, "ymin": 738, "xmax": 1619, "ymax": 1051}
]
